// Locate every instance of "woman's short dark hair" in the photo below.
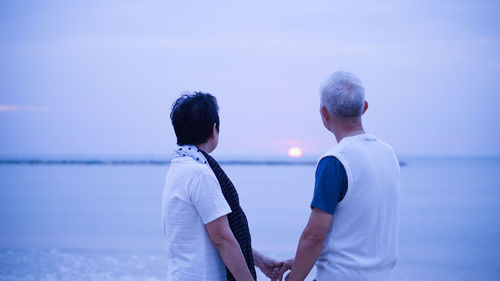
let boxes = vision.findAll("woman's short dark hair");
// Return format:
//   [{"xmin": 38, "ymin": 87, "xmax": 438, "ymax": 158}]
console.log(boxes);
[{"xmin": 170, "ymin": 92, "xmax": 220, "ymax": 145}]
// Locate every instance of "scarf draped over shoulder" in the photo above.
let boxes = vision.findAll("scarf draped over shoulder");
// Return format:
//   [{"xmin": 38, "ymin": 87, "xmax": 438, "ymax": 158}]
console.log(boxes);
[{"xmin": 173, "ymin": 145, "xmax": 257, "ymax": 280}]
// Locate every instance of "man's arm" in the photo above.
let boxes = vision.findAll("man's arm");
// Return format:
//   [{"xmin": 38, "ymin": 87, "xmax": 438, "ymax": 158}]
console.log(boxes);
[
  {"xmin": 276, "ymin": 156, "xmax": 345, "ymax": 280},
  {"xmin": 283, "ymin": 208, "xmax": 332, "ymax": 281},
  {"xmin": 206, "ymin": 215, "xmax": 255, "ymax": 281}
]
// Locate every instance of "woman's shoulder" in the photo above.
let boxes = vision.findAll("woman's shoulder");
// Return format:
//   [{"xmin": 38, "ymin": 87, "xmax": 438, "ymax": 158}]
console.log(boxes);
[{"xmin": 171, "ymin": 156, "xmax": 216, "ymax": 178}]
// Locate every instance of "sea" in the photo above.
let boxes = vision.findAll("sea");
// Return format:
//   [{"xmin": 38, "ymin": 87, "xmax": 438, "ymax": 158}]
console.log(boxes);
[{"xmin": 0, "ymin": 156, "xmax": 499, "ymax": 281}]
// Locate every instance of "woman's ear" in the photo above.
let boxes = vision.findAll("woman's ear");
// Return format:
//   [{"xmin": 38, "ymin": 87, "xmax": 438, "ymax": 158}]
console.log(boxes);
[{"xmin": 211, "ymin": 123, "xmax": 218, "ymax": 139}]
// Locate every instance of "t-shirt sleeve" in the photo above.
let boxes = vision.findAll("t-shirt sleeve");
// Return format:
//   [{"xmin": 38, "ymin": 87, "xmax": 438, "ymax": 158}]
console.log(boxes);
[
  {"xmin": 310, "ymin": 156, "xmax": 348, "ymax": 215},
  {"xmin": 190, "ymin": 173, "xmax": 232, "ymax": 224}
]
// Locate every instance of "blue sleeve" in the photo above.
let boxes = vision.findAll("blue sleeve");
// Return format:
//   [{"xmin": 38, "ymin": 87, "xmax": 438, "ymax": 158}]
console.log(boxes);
[{"xmin": 310, "ymin": 156, "xmax": 348, "ymax": 215}]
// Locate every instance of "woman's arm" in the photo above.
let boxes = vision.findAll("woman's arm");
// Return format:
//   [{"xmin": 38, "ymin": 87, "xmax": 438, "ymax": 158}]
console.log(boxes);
[{"xmin": 206, "ymin": 215, "xmax": 255, "ymax": 281}]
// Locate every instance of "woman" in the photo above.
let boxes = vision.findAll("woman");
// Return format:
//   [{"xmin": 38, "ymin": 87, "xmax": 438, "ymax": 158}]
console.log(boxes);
[{"xmin": 162, "ymin": 92, "xmax": 280, "ymax": 281}]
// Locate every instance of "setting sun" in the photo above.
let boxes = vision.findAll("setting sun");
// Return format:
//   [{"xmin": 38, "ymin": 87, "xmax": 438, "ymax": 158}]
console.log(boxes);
[{"xmin": 288, "ymin": 147, "xmax": 303, "ymax": 158}]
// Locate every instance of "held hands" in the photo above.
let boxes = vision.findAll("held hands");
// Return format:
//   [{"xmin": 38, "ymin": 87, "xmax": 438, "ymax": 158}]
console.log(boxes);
[
  {"xmin": 256, "ymin": 255, "xmax": 283, "ymax": 280},
  {"xmin": 272, "ymin": 258, "xmax": 294, "ymax": 281},
  {"xmin": 254, "ymin": 251, "xmax": 294, "ymax": 281}
]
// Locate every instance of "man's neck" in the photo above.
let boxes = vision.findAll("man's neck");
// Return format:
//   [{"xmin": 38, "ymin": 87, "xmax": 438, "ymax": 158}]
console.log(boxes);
[{"xmin": 333, "ymin": 123, "xmax": 366, "ymax": 143}]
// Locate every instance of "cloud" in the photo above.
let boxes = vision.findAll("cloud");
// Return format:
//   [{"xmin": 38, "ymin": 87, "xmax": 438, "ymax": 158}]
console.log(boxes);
[{"xmin": 0, "ymin": 105, "xmax": 50, "ymax": 112}]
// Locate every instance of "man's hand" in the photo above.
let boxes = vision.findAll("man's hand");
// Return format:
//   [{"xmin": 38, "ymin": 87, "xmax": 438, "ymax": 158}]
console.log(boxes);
[
  {"xmin": 274, "ymin": 258, "xmax": 293, "ymax": 281},
  {"xmin": 258, "ymin": 256, "xmax": 282, "ymax": 279},
  {"xmin": 253, "ymin": 249, "xmax": 283, "ymax": 280}
]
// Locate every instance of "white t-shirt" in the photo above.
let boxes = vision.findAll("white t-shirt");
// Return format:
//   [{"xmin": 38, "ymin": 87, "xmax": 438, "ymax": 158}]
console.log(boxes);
[{"xmin": 162, "ymin": 156, "xmax": 232, "ymax": 281}]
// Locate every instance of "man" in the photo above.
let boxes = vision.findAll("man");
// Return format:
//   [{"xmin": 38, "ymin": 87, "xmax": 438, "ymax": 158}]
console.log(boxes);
[
  {"xmin": 277, "ymin": 72, "xmax": 400, "ymax": 281},
  {"xmin": 162, "ymin": 92, "xmax": 280, "ymax": 281}
]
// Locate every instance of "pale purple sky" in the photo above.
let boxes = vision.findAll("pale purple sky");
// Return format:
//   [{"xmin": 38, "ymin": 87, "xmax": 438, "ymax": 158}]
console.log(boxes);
[{"xmin": 1, "ymin": 0, "xmax": 499, "ymax": 157}]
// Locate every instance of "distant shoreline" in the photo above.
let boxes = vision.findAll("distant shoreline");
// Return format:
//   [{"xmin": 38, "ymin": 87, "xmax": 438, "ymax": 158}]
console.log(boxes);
[
  {"xmin": 0, "ymin": 159, "xmax": 318, "ymax": 166},
  {"xmin": 0, "ymin": 159, "xmax": 407, "ymax": 167}
]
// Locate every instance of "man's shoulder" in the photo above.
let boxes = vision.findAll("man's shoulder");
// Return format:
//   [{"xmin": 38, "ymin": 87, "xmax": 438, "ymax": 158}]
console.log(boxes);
[
  {"xmin": 320, "ymin": 145, "xmax": 346, "ymax": 163},
  {"xmin": 321, "ymin": 135, "xmax": 361, "ymax": 156}
]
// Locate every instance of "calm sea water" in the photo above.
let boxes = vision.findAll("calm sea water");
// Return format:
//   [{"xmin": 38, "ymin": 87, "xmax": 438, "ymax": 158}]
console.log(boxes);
[{"xmin": 0, "ymin": 156, "xmax": 499, "ymax": 281}]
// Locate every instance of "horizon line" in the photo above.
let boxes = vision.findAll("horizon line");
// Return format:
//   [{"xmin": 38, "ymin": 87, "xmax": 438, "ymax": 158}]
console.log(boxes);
[{"xmin": 1, "ymin": 155, "xmax": 500, "ymax": 167}]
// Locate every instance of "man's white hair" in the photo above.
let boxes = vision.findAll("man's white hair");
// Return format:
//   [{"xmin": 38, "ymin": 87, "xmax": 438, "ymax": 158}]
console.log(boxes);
[{"xmin": 320, "ymin": 71, "xmax": 365, "ymax": 118}]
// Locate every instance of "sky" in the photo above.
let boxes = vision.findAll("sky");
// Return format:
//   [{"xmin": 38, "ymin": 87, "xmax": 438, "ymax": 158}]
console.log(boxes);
[{"xmin": 1, "ymin": 0, "xmax": 499, "ymax": 157}]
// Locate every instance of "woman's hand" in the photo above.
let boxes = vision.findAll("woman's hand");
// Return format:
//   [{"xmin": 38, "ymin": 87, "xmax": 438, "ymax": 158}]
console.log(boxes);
[
  {"xmin": 275, "ymin": 258, "xmax": 294, "ymax": 281},
  {"xmin": 253, "ymin": 249, "xmax": 284, "ymax": 280}
]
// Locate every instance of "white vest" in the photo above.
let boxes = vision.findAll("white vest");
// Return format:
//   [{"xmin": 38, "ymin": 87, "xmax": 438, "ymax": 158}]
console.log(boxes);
[{"xmin": 315, "ymin": 134, "xmax": 400, "ymax": 281}]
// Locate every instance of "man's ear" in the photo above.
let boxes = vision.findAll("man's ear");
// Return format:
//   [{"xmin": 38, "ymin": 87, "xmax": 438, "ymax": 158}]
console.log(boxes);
[
  {"xmin": 320, "ymin": 106, "xmax": 330, "ymax": 121},
  {"xmin": 362, "ymin": 101, "xmax": 369, "ymax": 115}
]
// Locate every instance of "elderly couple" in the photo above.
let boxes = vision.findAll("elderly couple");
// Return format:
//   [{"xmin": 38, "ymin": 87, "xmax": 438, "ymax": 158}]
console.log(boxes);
[{"xmin": 161, "ymin": 71, "xmax": 400, "ymax": 281}]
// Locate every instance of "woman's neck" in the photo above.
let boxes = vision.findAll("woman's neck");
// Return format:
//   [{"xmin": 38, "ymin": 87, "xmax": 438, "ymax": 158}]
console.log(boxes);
[{"xmin": 195, "ymin": 142, "xmax": 214, "ymax": 153}]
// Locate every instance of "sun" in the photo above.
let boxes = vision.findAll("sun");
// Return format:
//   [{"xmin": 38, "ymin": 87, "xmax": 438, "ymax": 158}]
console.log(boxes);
[{"xmin": 288, "ymin": 147, "xmax": 303, "ymax": 158}]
